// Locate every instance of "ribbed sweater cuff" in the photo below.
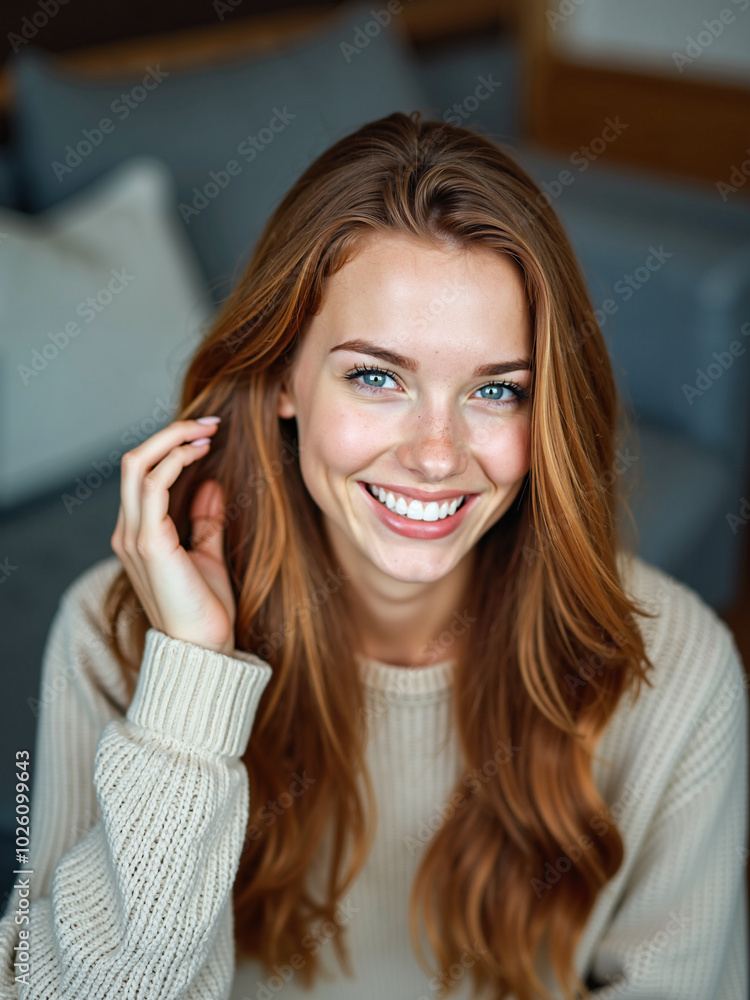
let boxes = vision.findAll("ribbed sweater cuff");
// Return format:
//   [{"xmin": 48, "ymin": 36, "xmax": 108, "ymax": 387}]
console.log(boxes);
[{"xmin": 126, "ymin": 628, "xmax": 273, "ymax": 756}]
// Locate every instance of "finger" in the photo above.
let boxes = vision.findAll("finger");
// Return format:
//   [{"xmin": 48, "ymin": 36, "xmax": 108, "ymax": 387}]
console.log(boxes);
[
  {"xmin": 123, "ymin": 442, "xmax": 214, "ymax": 629},
  {"xmin": 111, "ymin": 500, "xmax": 161, "ymax": 629},
  {"xmin": 137, "ymin": 441, "xmax": 215, "ymax": 558},
  {"xmin": 120, "ymin": 419, "xmax": 219, "ymax": 547}
]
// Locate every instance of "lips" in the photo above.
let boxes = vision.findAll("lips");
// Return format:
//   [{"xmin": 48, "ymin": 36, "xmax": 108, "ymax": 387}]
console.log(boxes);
[
  {"xmin": 364, "ymin": 482, "xmax": 475, "ymax": 503},
  {"xmin": 357, "ymin": 480, "xmax": 480, "ymax": 539}
]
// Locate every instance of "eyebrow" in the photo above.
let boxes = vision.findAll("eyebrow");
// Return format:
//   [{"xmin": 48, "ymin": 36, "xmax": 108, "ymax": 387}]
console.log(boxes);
[{"xmin": 329, "ymin": 340, "xmax": 532, "ymax": 378}]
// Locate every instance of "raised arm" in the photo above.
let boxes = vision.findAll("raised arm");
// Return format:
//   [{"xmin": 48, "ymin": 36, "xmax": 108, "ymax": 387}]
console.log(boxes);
[
  {"xmin": 1, "ymin": 413, "xmax": 275, "ymax": 996},
  {"xmin": 0, "ymin": 604, "xmax": 271, "ymax": 998}
]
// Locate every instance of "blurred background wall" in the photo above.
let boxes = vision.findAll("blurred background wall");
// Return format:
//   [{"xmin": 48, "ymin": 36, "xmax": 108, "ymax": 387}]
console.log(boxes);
[
  {"xmin": 551, "ymin": 0, "xmax": 750, "ymax": 80},
  {"xmin": 0, "ymin": 0, "xmax": 748, "ymax": 918}
]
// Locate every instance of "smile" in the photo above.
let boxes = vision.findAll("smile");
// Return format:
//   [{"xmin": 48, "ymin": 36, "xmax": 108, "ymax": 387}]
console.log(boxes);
[
  {"xmin": 365, "ymin": 483, "xmax": 466, "ymax": 521},
  {"xmin": 357, "ymin": 480, "xmax": 480, "ymax": 539}
]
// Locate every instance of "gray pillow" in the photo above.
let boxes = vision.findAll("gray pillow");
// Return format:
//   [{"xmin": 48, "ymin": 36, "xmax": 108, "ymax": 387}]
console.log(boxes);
[
  {"xmin": 10, "ymin": 1, "xmax": 430, "ymax": 299},
  {"xmin": 0, "ymin": 155, "xmax": 212, "ymax": 509}
]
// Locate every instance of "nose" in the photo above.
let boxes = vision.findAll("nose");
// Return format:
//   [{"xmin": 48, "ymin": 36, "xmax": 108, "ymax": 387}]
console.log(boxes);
[{"xmin": 395, "ymin": 409, "xmax": 469, "ymax": 483}]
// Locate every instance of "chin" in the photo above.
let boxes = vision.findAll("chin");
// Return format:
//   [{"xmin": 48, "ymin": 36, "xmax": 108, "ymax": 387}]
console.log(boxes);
[{"xmin": 370, "ymin": 552, "xmax": 463, "ymax": 584}]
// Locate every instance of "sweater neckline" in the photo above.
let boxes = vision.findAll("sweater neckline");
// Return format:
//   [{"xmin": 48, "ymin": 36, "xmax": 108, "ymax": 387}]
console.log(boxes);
[
  {"xmin": 353, "ymin": 550, "xmax": 638, "ymax": 700},
  {"xmin": 356, "ymin": 653, "xmax": 455, "ymax": 697}
]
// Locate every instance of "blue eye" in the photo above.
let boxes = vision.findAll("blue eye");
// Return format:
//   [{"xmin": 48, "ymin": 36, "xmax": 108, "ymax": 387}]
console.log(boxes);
[
  {"xmin": 341, "ymin": 365, "xmax": 529, "ymax": 408},
  {"xmin": 474, "ymin": 383, "xmax": 527, "ymax": 405}
]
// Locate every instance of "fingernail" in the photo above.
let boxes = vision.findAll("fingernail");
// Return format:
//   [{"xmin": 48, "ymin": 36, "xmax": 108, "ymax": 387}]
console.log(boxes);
[
  {"xmin": 196, "ymin": 416, "xmax": 221, "ymax": 425},
  {"xmin": 190, "ymin": 437, "xmax": 212, "ymax": 446}
]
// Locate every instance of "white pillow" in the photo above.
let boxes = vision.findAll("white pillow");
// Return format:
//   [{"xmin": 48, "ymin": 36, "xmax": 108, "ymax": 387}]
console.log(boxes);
[{"xmin": 0, "ymin": 155, "xmax": 214, "ymax": 508}]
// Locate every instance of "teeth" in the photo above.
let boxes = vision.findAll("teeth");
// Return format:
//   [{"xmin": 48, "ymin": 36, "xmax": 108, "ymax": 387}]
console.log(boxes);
[{"xmin": 366, "ymin": 483, "xmax": 466, "ymax": 521}]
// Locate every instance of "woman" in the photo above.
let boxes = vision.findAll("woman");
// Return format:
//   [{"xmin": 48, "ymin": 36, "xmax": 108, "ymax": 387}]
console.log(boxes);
[{"xmin": 1, "ymin": 111, "xmax": 746, "ymax": 1000}]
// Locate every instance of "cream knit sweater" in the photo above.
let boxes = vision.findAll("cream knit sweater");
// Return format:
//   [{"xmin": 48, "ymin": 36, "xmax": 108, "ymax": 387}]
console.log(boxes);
[{"xmin": 0, "ymin": 551, "xmax": 747, "ymax": 999}]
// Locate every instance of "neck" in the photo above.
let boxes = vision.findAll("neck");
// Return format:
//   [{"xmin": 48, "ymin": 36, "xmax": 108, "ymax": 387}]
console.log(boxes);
[{"xmin": 346, "ymin": 553, "xmax": 476, "ymax": 668}]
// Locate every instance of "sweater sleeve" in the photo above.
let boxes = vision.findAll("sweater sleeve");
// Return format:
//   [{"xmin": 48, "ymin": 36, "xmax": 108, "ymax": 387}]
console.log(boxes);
[
  {"xmin": 0, "ymin": 572, "xmax": 272, "ymax": 999},
  {"xmin": 583, "ymin": 625, "xmax": 749, "ymax": 999}
]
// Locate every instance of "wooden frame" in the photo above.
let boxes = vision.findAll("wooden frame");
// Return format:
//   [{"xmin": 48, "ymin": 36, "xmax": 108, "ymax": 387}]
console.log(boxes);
[{"xmin": 518, "ymin": 0, "xmax": 750, "ymax": 198}]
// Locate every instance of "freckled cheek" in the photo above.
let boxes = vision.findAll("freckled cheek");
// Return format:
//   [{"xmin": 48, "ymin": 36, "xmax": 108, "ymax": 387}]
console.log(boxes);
[
  {"xmin": 478, "ymin": 423, "xmax": 531, "ymax": 487},
  {"xmin": 304, "ymin": 407, "xmax": 380, "ymax": 480}
]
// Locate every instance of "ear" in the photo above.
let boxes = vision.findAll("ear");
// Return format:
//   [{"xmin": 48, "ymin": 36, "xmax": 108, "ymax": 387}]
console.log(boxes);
[{"xmin": 276, "ymin": 378, "xmax": 296, "ymax": 419}]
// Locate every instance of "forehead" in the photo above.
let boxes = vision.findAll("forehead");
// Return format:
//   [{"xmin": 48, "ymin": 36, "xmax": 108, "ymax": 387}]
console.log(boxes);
[
  {"xmin": 315, "ymin": 233, "xmax": 530, "ymax": 329},
  {"xmin": 330, "ymin": 232, "xmax": 521, "ymax": 285}
]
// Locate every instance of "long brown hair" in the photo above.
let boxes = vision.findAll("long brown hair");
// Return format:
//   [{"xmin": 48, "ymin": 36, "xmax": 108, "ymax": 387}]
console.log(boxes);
[{"xmin": 103, "ymin": 110, "xmax": 655, "ymax": 1000}]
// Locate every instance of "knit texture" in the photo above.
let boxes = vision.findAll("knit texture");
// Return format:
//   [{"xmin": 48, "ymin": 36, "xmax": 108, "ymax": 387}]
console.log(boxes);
[{"xmin": 0, "ymin": 551, "xmax": 746, "ymax": 999}]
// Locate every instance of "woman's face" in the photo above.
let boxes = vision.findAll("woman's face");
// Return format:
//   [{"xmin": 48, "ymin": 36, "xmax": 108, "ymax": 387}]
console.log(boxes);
[{"xmin": 277, "ymin": 233, "xmax": 532, "ymax": 587}]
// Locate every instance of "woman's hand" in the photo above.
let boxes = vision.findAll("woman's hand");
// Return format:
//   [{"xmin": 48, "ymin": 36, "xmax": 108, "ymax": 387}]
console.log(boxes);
[{"xmin": 110, "ymin": 417, "xmax": 237, "ymax": 655}]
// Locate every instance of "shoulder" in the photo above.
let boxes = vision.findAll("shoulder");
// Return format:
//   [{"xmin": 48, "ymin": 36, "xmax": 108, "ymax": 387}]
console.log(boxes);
[
  {"xmin": 577, "ymin": 554, "xmax": 748, "ymax": 993},
  {"xmin": 615, "ymin": 549, "xmax": 745, "ymax": 709},
  {"xmin": 594, "ymin": 552, "xmax": 748, "ymax": 799}
]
